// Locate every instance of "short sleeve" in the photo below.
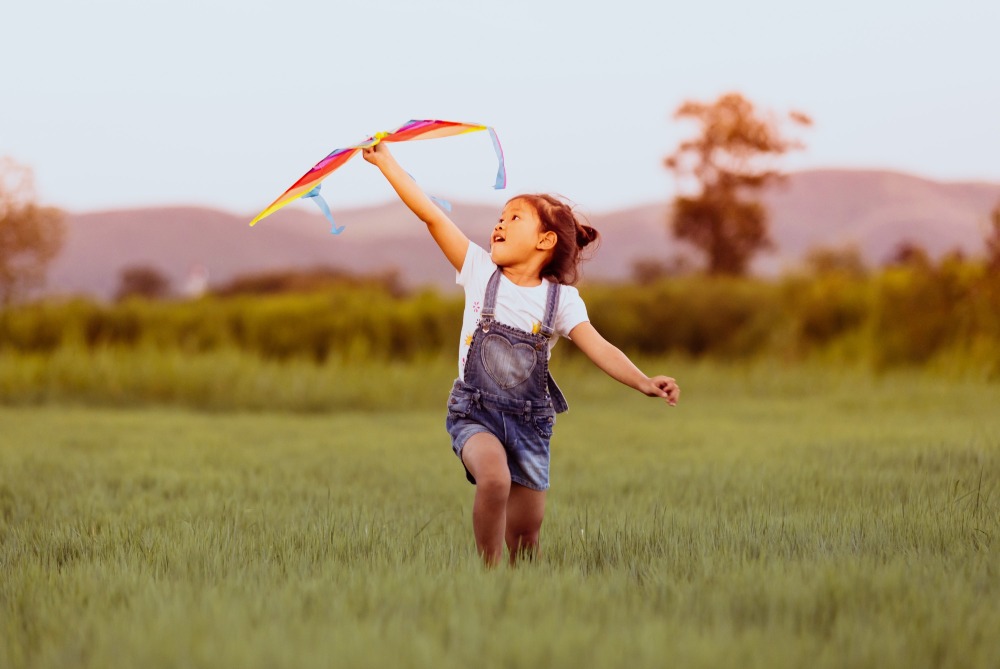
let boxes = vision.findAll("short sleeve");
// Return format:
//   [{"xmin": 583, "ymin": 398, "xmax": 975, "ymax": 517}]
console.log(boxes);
[
  {"xmin": 457, "ymin": 243, "xmax": 495, "ymax": 288},
  {"xmin": 555, "ymin": 285, "xmax": 589, "ymax": 339}
]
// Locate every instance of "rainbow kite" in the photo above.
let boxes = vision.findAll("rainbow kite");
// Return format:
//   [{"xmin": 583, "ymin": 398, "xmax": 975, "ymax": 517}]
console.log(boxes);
[{"xmin": 250, "ymin": 119, "xmax": 506, "ymax": 233}]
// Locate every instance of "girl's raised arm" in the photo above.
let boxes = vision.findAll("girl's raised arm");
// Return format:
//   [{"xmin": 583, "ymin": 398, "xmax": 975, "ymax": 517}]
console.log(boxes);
[{"xmin": 362, "ymin": 143, "xmax": 470, "ymax": 272}]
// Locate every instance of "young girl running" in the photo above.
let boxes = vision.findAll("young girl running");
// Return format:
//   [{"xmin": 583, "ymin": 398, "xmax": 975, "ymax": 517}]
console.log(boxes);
[{"xmin": 363, "ymin": 142, "xmax": 680, "ymax": 566}]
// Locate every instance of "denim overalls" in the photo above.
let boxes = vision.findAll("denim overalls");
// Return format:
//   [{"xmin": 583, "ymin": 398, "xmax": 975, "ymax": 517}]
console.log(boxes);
[{"xmin": 445, "ymin": 268, "xmax": 570, "ymax": 491}]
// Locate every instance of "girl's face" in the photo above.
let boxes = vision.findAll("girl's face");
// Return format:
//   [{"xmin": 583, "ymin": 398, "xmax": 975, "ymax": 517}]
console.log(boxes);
[{"xmin": 489, "ymin": 199, "xmax": 551, "ymax": 267}]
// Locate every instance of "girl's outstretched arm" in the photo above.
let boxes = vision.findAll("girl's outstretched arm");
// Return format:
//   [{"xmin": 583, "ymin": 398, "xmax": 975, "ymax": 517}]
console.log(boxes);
[
  {"xmin": 569, "ymin": 322, "xmax": 680, "ymax": 406},
  {"xmin": 362, "ymin": 142, "xmax": 470, "ymax": 272}
]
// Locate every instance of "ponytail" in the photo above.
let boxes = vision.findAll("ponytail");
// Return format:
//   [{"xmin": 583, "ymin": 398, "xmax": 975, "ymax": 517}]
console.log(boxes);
[{"xmin": 575, "ymin": 222, "xmax": 599, "ymax": 249}]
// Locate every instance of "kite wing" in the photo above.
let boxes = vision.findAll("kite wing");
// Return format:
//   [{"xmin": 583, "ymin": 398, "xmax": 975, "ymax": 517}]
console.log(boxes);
[{"xmin": 249, "ymin": 119, "xmax": 506, "ymax": 230}]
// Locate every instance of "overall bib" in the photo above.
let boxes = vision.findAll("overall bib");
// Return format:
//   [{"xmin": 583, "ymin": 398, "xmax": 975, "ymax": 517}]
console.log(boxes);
[{"xmin": 445, "ymin": 268, "xmax": 570, "ymax": 491}]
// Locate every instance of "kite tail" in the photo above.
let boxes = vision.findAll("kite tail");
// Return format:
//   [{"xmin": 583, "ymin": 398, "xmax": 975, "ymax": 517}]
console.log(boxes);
[
  {"xmin": 405, "ymin": 171, "xmax": 453, "ymax": 212},
  {"xmin": 302, "ymin": 185, "xmax": 345, "ymax": 235},
  {"xmin": 488, "ymin": 127, "xmax": 506, "ymax": 190}
]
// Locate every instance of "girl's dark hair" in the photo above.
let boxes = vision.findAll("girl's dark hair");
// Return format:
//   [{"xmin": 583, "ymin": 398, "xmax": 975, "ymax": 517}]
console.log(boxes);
[{"xmin": 512, "ymin": 194, "xmax": 599, "ymax": 286}]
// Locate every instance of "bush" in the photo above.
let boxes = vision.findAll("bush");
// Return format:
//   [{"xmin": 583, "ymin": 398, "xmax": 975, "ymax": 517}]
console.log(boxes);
[{"xmin": 2, "ymin": 260, "xmax": 998, "ymax": 377}]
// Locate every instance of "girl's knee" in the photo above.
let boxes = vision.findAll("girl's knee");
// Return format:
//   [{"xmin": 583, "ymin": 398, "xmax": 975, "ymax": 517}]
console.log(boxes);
[
  {"xmin": 476, "ymin": 471, "xmax": 511, "ymax": 501},
  {"xmin": 464, "ymin": 441, "xmax": 510, "ymax": 493}
]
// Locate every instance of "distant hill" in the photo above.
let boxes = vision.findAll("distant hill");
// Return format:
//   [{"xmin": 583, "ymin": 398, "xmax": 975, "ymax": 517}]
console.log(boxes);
[
  {"xmin": 759, "ymin": 170, "xmax": 1000, "ymax": 274},
  {"xmin": 44, "ymin": 169, "xmax": 1000, "ymax": 300}
]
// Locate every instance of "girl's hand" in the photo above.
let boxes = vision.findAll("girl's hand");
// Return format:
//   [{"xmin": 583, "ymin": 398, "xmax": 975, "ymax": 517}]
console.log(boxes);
[
  {"xmin": 362, "ymin": 142, "xmax": 392, "ymax": 168},
  {"xmin": 569, "ymin": 322, "xmax": 680, "ymax": 407},
  {"xmin": 643, "ymin": 375, "xmax": 680, "ymax": 406}
]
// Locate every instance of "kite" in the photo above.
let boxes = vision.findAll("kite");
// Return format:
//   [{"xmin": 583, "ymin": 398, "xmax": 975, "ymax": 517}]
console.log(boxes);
[{"xmin": 249, "ymin": 119, "xmax": 506, "ymax": 233}]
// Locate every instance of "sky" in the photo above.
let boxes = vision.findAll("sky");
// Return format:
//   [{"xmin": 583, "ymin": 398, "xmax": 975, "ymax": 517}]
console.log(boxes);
[{"xmin": 2, "ymin": 0, "xmax": 999, "ymax": 217}]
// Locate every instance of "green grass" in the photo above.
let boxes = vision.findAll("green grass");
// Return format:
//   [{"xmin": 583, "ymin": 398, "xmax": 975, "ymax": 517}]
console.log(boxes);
[
  {"xmin": 2, "ymin": 362, "xmax": 999, "ymax": 668},
  {"xmin": 0, "ymin": 347, "xmax": 462, "ymax": 412}
]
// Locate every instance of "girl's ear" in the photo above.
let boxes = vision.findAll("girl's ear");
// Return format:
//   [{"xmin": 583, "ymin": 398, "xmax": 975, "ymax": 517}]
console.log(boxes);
[{"xmin": 537, "ymin": 230, "xmax": 557, "ymax": 251}]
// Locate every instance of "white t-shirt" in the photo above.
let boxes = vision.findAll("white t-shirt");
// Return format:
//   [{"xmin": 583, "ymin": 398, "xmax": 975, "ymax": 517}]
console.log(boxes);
[{"xmin": 456, "ymin": 243, "xmax": 590, "ymax": 380}]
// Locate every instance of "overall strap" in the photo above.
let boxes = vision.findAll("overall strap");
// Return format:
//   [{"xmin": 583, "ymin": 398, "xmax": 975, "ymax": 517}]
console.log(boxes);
[
  {"xmin": 538, "ymin": 281, "xmax": 561, "ymax": 339},
  {"xmin": 480, "ymin": 268, "xmax": 503, "ymax": 321}
]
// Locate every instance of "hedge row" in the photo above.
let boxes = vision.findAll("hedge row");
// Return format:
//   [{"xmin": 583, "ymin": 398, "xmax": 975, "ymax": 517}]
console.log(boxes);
[{"xmin": 3, "ymin": 263, "xmax": 999, "ymax": 374}]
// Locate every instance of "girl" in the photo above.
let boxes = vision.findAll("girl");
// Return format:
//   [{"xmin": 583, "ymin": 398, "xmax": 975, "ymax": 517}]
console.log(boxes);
[{"xmin": 362, "ymin": 142, "xmax": 680, "ymax": 566}]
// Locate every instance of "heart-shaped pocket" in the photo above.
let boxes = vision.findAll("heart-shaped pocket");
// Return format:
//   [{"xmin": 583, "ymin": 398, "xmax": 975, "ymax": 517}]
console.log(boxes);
[{"xmin": 481, "ymin": 334, "xmax": 537, "ymax": 389}]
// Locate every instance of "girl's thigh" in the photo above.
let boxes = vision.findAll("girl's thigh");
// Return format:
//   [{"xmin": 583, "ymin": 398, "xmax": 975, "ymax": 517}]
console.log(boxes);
[{"xmin": 461, "ymin": 432, "xmax": 510, "ymax": 485}]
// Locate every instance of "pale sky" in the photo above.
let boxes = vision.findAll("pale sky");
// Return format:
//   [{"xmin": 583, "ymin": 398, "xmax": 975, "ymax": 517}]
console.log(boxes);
[{"xmin": 3, "ymin": 0, "xmax": 998, "ymax": 217}]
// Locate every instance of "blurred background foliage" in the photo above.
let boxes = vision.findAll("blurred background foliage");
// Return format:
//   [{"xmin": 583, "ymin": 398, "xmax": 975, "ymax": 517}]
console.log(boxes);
[
  {"xmin": 3, "ymin": 93, "xmax": 1000, "ymax": 411},
  {"xmin": 2, "ymin": 253, "xmax": 998, "ymax": 379}
]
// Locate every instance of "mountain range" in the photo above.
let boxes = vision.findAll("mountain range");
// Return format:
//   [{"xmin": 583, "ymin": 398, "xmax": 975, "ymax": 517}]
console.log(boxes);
[{"xmin": 45, "ymin": 169, "xmax": 1000, "ymax": 300}]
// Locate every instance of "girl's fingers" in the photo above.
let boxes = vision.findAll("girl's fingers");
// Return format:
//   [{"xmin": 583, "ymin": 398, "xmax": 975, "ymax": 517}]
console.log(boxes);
[{"xmin": 659, "ymin": 379, "xmax": 679, "ymax": 405}]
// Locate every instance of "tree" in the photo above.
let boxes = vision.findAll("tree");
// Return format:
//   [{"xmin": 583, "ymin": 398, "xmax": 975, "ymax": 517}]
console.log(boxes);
[
  {"xmin": 664, "ymin": 92, "xmax": 811, "ymax": 275},
  {"xmin": 803, "ymin": 243, "xmax": 867, "ymax": 278},
  {"xmin": 0, "ymin": 158, "xmax": 65, "ymax": 306},
  {"xmin": 115, "ymin": 265, "xmax": 172, "ymax": 301},
  {"xmin": 987, "ymin": 201, "xmax": 1000, "ymax": 271},
  {"xmin": 884, "ymin": 240, "xmax": 932, "ymax": 270},
  {"xmin": 630, "ymin": 254, "xmax": 696, "ymax": 285}
]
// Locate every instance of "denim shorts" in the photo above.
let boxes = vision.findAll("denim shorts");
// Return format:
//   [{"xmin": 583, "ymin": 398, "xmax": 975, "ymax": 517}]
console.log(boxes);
[{"xmin": 445, "ymin": 379, "xmax": 556, "ymax": 491}]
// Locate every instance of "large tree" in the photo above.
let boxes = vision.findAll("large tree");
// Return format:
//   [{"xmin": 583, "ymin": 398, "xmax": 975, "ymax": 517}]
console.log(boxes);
[
  {"xmin": 0, "ymin": 159, "xmax": 65, "ymax": 305},
  {"xmin": 664, "ymin": 92, "xmax": 810, "ymax": 275}
]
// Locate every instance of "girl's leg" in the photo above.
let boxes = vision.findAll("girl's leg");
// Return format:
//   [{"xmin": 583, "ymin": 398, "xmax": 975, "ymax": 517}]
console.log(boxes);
[
  {"xmin": 461, "ymin": 433, "xmax": 511, "ymax": 566},
  {"xmin": 505, "ymin": 483, "xmax": 546, "ymax": 564}
]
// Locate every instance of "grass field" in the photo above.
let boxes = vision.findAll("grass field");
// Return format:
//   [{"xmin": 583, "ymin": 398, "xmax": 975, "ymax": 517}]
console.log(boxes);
[{"xmin": 2, "ymin": 361, "xmax": 999, "ymax": 668}]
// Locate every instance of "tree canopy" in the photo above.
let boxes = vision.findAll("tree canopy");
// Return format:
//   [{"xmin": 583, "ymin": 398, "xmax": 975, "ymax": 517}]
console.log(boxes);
[
  {"xmin": 665, "ymin": 92, "xmax": 811, "ymax": 275},
  {"xmin": 0, "ymin": 158, "xmax": 65, "ymax": 306},
  {"xmin": 115, "ymin": 265, "xmax": 172, "ymax": 302}
]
